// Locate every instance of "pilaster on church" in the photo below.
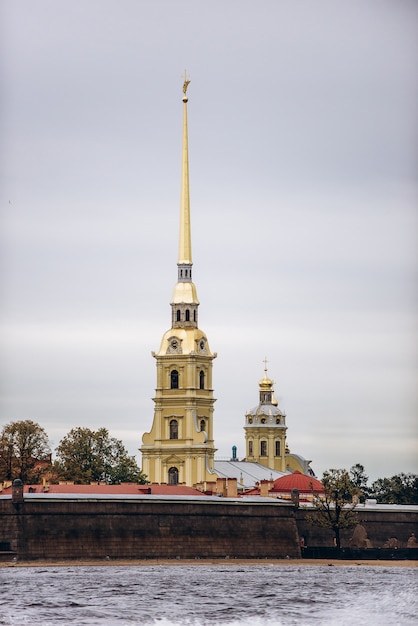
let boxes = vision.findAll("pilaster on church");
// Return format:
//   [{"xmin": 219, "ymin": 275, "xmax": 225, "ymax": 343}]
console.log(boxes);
[{"xmin": 141, "ymin": 78, "xmax": 218, "ymax": 487}]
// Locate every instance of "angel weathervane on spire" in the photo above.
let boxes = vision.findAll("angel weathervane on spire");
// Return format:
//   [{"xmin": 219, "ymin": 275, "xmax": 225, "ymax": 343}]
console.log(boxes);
[{"xmin": 183, "ymin": 69, "xmax": 190, "ymax": 95}]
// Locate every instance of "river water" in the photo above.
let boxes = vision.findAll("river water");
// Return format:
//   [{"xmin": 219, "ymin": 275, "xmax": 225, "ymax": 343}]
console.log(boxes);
[{"xmin": 0, "ymin": 564, "xmax": 416, "ymax": 625}]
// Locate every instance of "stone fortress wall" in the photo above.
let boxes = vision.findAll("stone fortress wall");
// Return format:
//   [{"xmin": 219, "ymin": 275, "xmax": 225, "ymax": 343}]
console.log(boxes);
[
  {"xmin": 0, "ymin": 495, "xmax": 301, "ymax": 561},
  {"xmin": 1, "ymin": 487, "xmax": 417, "ymax": 562},
  {"xmin": 295, "ymin": 507, "xmax": 418, "ymax": 551}
]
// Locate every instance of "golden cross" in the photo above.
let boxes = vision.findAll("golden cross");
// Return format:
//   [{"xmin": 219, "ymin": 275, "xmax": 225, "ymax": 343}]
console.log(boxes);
[{"xmin": 263, "ymin": 357, "xmax": 269, "ymax": 373}]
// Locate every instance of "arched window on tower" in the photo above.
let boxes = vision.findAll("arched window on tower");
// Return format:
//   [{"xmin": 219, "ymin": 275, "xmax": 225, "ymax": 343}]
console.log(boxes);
[
  {"xmin": 199, "ymin": 370, "xmax": 205, "ymax": 389},
  {"xmin": 260, "ymin": 440, "xmax": 267, "ymax": 457},
  {"xmin": 248, "ymin": 440, "xmax": 253, "ymax": 456},
  {"xmin": 170, "ymin": 370, "xmax": 179, "ymax": 389},
  {"xmin": 168, "ymin": 467, "xmax": 179, "ymax": 485},
  {"xmin": 169, "ymin": 419, "xmax": 178, "ymax": 440},
  {"xmin": 193, "ymin": 310, "xmax": 196, "ymax": 322},
  {"xmin": 185, "ymin": 309, "xmax": 190, "ymax": 322},
  {"xmin": 176, "ymin": 310, "xmax": 181, "ymax": 322},
  {"xmin": 200, "ymin": 419, "xmax": 206, "ymax": 432},
  {"xmin": 275, "ymin": 441, "xmax": 281, "ymax": 457}
]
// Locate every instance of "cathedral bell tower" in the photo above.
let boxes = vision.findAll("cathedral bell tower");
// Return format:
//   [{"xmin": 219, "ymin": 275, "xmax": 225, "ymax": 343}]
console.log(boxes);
[
  {"xmin": 141, "ymin": 78, "xmax": 218, "ymax": 487},
  {"xmin": 244, "ymin": 362, "xmax": 288, "ymax": 472}
]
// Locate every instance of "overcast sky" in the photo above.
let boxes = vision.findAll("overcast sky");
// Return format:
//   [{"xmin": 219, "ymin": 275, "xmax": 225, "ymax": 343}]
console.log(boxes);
[{"xmin": 1, "ymin": 0, "xmax": 417, "ymax": 483}]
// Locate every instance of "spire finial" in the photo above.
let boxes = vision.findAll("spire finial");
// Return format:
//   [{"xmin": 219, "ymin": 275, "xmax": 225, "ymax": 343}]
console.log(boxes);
[
  {"xmin": 263, "ymin": 357, "xmax": 269, "ymax": 374},
  {"xmin": 182, "ymin": 70, "xmax": 190, "ymax": 101},
  {"xmin": 183, "ymin": 69, "xmax": 190, "ymax": 95}
]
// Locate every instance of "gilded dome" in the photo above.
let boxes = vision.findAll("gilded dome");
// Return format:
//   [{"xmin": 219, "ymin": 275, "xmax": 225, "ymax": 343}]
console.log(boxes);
[
  {"xmin": 156, "ymin": 327, "xmax": 214, "ymax": 357},
  {"xmin": 245, "ymin": 362, "xmax": 286, "ymax": 421},
  {"xmin": 258, "ymin": 373, "xmax": 273, "ymax": 391},
  {"xmin": 171, "ymin": 281, "xmax": 199, "ymax": 305}
]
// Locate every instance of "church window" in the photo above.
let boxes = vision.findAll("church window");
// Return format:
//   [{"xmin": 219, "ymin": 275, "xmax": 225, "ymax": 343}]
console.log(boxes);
[
  {"xmin": 193, "ymin": 310, "xmax": 196, "ymax": 322},
  {"xmin": 275, "ymin": 441, "xmax": 281, "ymax": 457},
  {"xmin": 199, "ymin": 370, "xmax": 205, "ymax": 389},
  {"xmin": 276, "ymin": 417, "xmax": 280, "ymax": 424},
  {"xmin": 176, "ymin": 310, "xmax": 181, "ymax": 322},
  {"xmin": 200, "ymin": 419, "xmax": 206, "ymax": 432},
  {"xmin": 170, "ymin": 370, "xmax": 179, "ymax": 389},
  {"xmin": 260, "ymin": 440, "xmax": 267, "ymax": 457},
  {"xmin": 261, "ymin": 418, "xmax": 266, "ymax": 424},
  {"xmin": 168, "ymin": 467, "xmax": 179, "ymax": 485},
  {"xmin": 248, "ymin": 417, "xmax": 253, "ymax": 424},
  {"xmin": 248, "ymin": 440, "xmax": 253, "ymax": 456},
  {"xmin": 180, "ymin": 270, "xmax": 183, "ymax": 277},
  {"xmin": 169, "ymin": 419, "xmax": 178, "ymax": 440},
  {"xmin": 185, "ymin": 309, "xmax": 190, "ymax": 321}
]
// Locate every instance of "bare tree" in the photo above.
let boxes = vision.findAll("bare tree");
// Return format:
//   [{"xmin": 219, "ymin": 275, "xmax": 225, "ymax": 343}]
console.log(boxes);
[{"xmin": 307, "ymin": 468, "xmax": 360, "ymax": 549}]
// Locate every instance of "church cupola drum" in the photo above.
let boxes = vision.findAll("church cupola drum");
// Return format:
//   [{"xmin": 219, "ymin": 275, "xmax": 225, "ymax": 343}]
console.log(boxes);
[{"xmin": 141, "ymin": 78, "xmax": 218, "ymax": 487}]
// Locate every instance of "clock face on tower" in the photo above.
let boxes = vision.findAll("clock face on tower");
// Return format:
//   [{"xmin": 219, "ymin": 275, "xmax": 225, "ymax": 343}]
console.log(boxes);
[
  {"xmin": 198, "ymin": 338, "xmax": 207, "ymax": 354},
  {"xmin": 167, "ymin": 337, "xmax": 182, "ymax": 354}
]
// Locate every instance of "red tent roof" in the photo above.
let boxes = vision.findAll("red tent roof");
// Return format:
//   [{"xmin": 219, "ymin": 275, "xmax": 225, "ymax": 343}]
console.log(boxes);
[{"xmin": 272, "ymin": 471, "xmax": 324, "ymax": 493}]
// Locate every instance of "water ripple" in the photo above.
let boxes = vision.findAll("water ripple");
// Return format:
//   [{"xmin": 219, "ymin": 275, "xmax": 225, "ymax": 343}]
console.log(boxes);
[{"xmin": 0, "ymin": 564, "xmax": 416, "ymax": 625}]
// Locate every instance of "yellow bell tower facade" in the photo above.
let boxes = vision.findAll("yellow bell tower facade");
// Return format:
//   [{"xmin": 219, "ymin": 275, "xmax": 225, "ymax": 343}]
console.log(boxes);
[
  {"xmin": 244, "ymin": 364, "xmax": 288, "ymax": 473},
  {"xmin": 141, "ymin": 79, "xmax": 218, "ymax": 487}
]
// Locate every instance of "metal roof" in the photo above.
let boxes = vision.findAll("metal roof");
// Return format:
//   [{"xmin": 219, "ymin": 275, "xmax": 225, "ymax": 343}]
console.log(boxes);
[{"xmin": 214, "ymin": 460, "xmax": 287, "ymax": 490}]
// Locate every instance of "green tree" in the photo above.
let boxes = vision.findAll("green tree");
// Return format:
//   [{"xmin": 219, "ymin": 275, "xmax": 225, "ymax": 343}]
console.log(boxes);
[
  {"xmin": 349, "ymin": 463, "xmax": 369, "ymax": 501},
  {"xmin": 0, "ymin": 420, "xmax": 51, "ymax": 484},
  {"xmin": 55, "ymin": 427, "xmax": 148, "ymax": 484},
  {"xmin": 307, "ymin": 468, "xmax": 360, "ymax": 549},
  {"xmin": 370, "ymin": 473, "xmax": 418, "ymax": 504}
]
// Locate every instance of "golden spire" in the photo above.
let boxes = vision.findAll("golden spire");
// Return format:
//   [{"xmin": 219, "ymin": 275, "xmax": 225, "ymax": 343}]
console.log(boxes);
[
  {"xmin": 178, "ymin": 71, "xmax": 192, "ymax": 265},
  {"xmin": 171, "ymin": 73, "xmax": 199, "ymax": 310}
]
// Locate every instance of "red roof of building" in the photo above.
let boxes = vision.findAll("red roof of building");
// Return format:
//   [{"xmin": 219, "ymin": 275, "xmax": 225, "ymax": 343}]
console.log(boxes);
[
  {"xmin": 271, "ymin": 471, "xmax": 324, "ymax": 493},
  {"xmin": 2, "ymin": 483, "xmax": 206, "ymax": 496}
]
